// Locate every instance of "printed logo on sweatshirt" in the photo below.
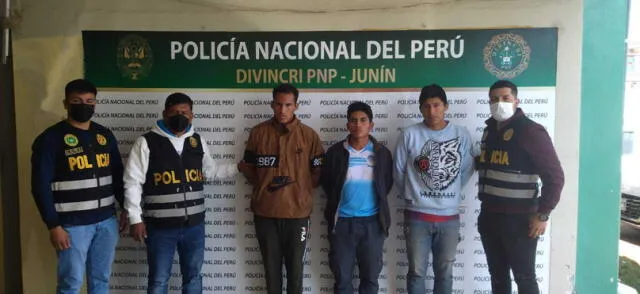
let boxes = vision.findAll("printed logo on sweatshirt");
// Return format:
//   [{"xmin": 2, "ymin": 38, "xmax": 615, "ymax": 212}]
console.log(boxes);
[
  {"xmin": 267, "ymin": 176, "xmax": 294, "ymax": 192},
  {"xmin": 413, "ymin": 138, "xmax": 462, "ymax": 191}
]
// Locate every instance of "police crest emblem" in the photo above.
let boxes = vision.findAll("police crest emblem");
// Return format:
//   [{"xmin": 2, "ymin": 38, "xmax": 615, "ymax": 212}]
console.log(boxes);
[
  {"xmin": 96, "ymin": 134, "xmax": 107, "ymax": 146},
  {"xmin": 503, "ymin": 128, "xmax": 514, "ymax": 141},
  {"xmin": 64, "ymin": 134, "xmax": 79, "ymax": 147},
  {"xmin": 116, "ymin": 34, "xmax": 153, "ymax": 81},
  {"xmin": 483, "ymin": 33, "xmax": 531, "ymax": 79}
]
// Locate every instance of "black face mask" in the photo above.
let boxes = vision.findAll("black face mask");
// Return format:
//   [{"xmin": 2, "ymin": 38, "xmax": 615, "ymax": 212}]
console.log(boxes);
[
  {"xmin": 166, "ymin": 115, "xmax": 190, "ymax": 133},
  {"xmin": 68, "ymin": 103, "xmax": 95, "ymax": 123}
]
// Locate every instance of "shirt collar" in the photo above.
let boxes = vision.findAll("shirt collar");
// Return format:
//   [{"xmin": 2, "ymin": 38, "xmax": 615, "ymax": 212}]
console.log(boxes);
[{"xmin": 270, "ymin": 116, "xmax": 300, "ymax": 133}]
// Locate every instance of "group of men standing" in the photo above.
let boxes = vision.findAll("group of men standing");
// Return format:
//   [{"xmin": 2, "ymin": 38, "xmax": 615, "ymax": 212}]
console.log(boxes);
[{"xmin": 31, "ymin": 79, "xmax": 564, "ymax": 294}]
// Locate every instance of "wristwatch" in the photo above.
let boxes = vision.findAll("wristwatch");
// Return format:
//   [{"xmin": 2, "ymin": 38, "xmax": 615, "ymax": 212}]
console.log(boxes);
[{"xmin": 537, "ymin": 213, "xmax": 550, "ymax": 222}]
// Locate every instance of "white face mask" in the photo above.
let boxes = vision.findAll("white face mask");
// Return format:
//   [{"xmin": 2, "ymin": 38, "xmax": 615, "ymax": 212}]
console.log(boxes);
[{"xmin": 490, "ymin": 102, "xmax": 515, "ymax": 122}]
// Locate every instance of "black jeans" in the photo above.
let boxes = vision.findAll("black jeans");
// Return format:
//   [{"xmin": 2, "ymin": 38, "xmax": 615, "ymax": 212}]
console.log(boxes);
[
  {"xmin": 329, "ymin": 215, "xmax": 385, "ymax": 294},
  {"xmin": 254, "ymin": 215, "xmax": 310, "ymax": 294},
  {"xmin": 478, "ymin": 211, "xmax": 540, "ymax": 294}
]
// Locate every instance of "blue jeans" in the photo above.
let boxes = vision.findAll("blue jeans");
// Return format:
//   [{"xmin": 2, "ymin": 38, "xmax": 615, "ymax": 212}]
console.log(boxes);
[
  {"xmin": 145, "ymin": 222, "xmax": 204, "ymax": 294},
  {"xmin": 405, "ymin": 216, "xmax": 460, "ymax": 294},
  {"xmin": 57, "ymin": 216, "xmax": 118, "ymax": 294},
  {"xmin": 329, "ymin": 215, "xmax": 385, "ymax": 294}
]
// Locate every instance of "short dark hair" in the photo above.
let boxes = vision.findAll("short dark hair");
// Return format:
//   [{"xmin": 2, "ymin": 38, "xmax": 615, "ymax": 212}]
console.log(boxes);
[
  {"xmin": 65, "ymin": 79, "xmax": 97, "ymax": 99},
  {"xmin": 272, "ymin": 83, "xmax": 299, "ymax": 103},
  {"xmin": 419, "ymin": 84, "xmax": 447, "ymax": 107},
  {"xmin": 489, "ymin": 80, "xmax": 518, "ymax": 97},
  {"xmin": 347, "ymin": 101, "xmax": 373, "ymax": 122},
  {"xmin": 164, "ymin": 92, "xmax": 193, "ymax": 110}
]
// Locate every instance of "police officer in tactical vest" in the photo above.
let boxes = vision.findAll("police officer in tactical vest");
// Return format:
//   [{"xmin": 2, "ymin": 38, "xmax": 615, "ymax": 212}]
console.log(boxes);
[
  {"xmin": 124, "ymin": 93, "xmax": 239, "ymax": 294},
  {"xmin": 31, "ymin": 79, "xmax": 128, "ymax": 294},
  {"xmin": 476, "ymin": 80, "xmax": 564, "ymax": 294}
]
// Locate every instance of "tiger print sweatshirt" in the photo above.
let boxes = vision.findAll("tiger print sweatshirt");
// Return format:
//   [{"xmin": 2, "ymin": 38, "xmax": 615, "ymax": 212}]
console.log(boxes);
[{"xmin": 393, "ymin": 121, "xmax": 475, "ymax": 216}]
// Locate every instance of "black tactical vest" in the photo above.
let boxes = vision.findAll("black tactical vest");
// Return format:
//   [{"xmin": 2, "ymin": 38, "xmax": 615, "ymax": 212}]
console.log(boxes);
[
  {"xmin": 142, "ymin": 132, "xmax": 205, "ymax": 227},
  {"xmin": 51, "ymin": 121, "xmax": 115, "ymax": 219},
  {"xmin": 477, "ymin": 116, "xmax": 540, "ymax": 209}
]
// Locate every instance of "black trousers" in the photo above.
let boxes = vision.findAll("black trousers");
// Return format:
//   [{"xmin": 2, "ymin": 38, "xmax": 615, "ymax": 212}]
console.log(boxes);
[
  {"xmin": 478, "ymin": 211, "xmax": 540, "ymax": 294},
  {"xmin": 254, "ymin": 215, "xmax": 310, "ymax": 294}
]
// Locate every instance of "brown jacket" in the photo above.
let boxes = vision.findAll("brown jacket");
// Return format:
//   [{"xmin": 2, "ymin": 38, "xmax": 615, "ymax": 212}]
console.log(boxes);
[{"xmin": 243, "ymin": 117, "xmax": 324, "ymax": 218}]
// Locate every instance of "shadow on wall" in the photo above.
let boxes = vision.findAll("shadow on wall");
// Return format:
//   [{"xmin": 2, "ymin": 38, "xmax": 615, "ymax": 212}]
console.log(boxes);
[{"xmin": 13, "ymin": 67, "xmax": 62, "ymax": 291}]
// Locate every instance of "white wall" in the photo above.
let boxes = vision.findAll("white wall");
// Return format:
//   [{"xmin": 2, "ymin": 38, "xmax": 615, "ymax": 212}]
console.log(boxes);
[{"xmin": 12, "ymin": 0, "xmax": 582, "ymax": 293}]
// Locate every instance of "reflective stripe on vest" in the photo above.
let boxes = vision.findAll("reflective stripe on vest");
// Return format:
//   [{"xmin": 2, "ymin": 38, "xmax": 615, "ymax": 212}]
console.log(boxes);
[
  {"xmin": 143, "ymin": 203, "xmax": 205, "ymax": 218},
  {"xmin": 480, "ymin": 169, "xmax": 539, "ymax": 184},
  {"xmin": 51, "ymin": 176, "xmax": 113, "ymax": 191},
  {"xmin": 143, "ymin": 191, "xmax": 203, "ymax": 204},
  {"xmin": 54, "ymin": 195, "xmax": 115, "ymax": 212},
  {"xmin": 479, "ymin": 168, "xmax": 539, "ymax": 199},
  {"xmin": 481, "ymin": 185, "xmax": 537, "ymax": 199}
]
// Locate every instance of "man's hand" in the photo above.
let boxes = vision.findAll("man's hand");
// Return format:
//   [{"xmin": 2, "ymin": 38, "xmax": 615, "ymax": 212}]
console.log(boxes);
[
  {"xmin": 130, "ymin": 223, "xmax": 147, "ymax": 242},
  {"xmin": 529, "ymin": 214, "xmax": 548, "ymax": 238},
  {"xmin": 237, "ymin": 161, "xmax": 252, "ymax": 174},
  {"xmin": 49, "ymin": 226, "xmax": 71, "ymax": 251},
  {"xmin": 238, "ymin": 161, "xmax": 256, "ymax": 185},
  {"xmin": 119, "ymin": 211, "xmax": 129, "ymax": 233}
]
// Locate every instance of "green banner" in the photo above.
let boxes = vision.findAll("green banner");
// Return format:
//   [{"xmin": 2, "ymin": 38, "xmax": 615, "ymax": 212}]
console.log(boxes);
[{"xmin": 83, "ymin": 29, "xmax": 557, "ymax": 88}]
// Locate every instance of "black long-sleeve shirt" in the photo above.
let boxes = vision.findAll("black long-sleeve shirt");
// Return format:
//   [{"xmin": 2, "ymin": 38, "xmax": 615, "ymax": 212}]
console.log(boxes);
[{"xmin": 31, "ymin": 121, "xmax": 124, "ymax": 229}]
